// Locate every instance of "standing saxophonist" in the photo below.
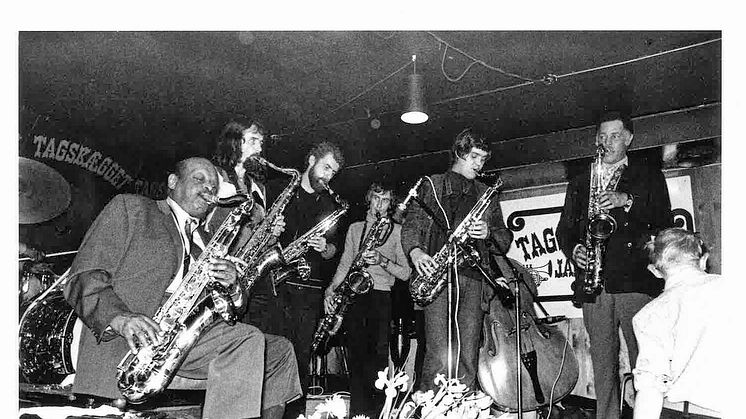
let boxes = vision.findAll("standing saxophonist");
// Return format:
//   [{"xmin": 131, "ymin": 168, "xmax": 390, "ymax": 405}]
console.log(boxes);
[
  {"xmin": 556, "ymin": 111, "xmax": 672, "ymax": 419},
  {"xmin": 401, "ymin": 128, "xmax": 512, "ymax": 392},
  {"xmin": 246, "ymin": 141, "xmax": 345, "ymax": 415},
  {"xmin": 208, "ymin": 118, "xmax": 285, "ymax": 240},
  {"xmin": 323, "ymin": 181, "xmax": 412, "ymax": 416},
  {"xmin": 64, "ymin": 157, "xmax": 301, "ymax": 419}
]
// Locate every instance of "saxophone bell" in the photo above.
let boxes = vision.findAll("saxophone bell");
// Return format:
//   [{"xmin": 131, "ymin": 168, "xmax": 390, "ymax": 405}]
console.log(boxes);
[
  {"xmin": 345, "ymin": 270, "xmax": 373, "ymax": 295},
  {"xmin": 588, "ymin": 212, "xmax": 617, "ymax": 240}
]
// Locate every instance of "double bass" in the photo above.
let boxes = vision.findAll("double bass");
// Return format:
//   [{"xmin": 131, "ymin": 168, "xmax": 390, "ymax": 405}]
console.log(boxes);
[{"xmin": 478, "ymin": 255, "xmax": 579, "ymax": 414}]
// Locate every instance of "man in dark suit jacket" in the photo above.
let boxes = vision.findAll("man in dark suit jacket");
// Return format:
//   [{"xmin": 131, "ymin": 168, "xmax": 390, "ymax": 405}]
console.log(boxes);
[
  {"xmin": 556, "ymin": 112, "xmax": 672, "ymax": 419},
  {"xmin": 64, "ymin": 157, "xmax": 301, "ymax": 419}
]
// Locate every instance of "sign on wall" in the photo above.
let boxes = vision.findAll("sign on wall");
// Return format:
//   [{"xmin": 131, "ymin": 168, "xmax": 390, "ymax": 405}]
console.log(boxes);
[{"xmin": 498, "ymin": 175, "xmax": 696, "ymax": 318}]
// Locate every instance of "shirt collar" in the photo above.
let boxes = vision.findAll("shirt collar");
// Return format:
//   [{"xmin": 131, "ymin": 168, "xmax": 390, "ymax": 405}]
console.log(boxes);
[
  {"xmin": 663, "ymin": 266, "xmax": 709, "ymax": 291},
  {"xmin": 166, "ymin": 197, "xmax": 200, "ymax": 231},
  {"xmin": 445, "ymin": 170, "xmax": 474, "ymax": 194},
  {"xmin": 601, "ymin": 156, "xmax": 628, "ymax": 172}
]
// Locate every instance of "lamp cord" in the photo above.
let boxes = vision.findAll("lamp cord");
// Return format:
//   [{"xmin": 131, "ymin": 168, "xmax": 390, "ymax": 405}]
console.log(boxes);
[
  {"xmin": 282, "ymin": 59, "xmax": 414, "ymax": 137},
  {"xmin": 273, "ymin": 36, "xmax": 720, "ymax": 138}
]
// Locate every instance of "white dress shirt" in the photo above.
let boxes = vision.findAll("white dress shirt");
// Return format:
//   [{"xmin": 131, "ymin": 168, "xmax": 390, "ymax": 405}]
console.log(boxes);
[{"xmin": 165, "ymin": 197, "xmax": 206, "ymax": 293}]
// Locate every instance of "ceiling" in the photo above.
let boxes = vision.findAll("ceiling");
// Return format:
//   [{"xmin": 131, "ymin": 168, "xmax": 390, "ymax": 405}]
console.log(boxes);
[{"xmin": 19, "ymin": 31, "xmax": 722, "ymax": 195}]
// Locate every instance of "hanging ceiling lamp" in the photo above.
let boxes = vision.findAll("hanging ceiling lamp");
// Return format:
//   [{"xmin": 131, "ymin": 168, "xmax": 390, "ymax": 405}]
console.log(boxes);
[{"xmin": 401, "ymin": 55, "xmax": 428, "ymax": 124}]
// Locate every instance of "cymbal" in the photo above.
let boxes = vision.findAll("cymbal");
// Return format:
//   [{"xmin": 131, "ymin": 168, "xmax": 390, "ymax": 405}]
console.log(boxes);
[{"xmin": 19, "ymin": 157, "xmax": 71, "ymax": 224}]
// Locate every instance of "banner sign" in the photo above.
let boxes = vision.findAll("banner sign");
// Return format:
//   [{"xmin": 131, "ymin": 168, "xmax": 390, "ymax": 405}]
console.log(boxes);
[
  {"xmin": 498, "ymin": 175, "xmax": 696, "ymax": 318},
  {"xmin": 31, "ymin": 135, "xmax": 134, "ymax": 190}
]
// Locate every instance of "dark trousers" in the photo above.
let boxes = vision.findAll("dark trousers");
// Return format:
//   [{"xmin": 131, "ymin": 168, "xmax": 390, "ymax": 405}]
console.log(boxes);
[
  {"xmin": 419, "ymin": 272, "xmax": 484, "ymax": 392},
  {"xmin": 246, "ymin": 280, "xmax": 324, "ymax": 419},
  {"xmin": 247, "ymin": 282, "xmax": 323, "ymax": 386},
  {"xmin": 346, "ymin": 289, "xmax": 392, "ymax": 415},
  {"xmin": 582, "ymin": 290, "xmax": 651, "ymax": 419},
  {"xmin": 174, "ymin": 322, "xmax": 302, "ymax": 419}
]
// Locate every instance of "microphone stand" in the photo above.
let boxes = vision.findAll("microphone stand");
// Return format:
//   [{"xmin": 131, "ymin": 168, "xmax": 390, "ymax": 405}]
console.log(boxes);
[
  {"xmin": 485, "ymin": 245, "xmax": 564, "ymax": 419},
  {"xmin": 410, "ymin": 196, "xmax": 524, "ymax": 391},
  {"xmin": 410, "ymin": 194, "xmax": 556, "ymax": 418},
  {"xmin": 409, "ymin": 196, "xmax": 458, "ymax": 382}
]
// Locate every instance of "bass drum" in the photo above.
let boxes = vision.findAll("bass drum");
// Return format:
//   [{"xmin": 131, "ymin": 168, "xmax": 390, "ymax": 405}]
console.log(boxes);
[{"xmin": 19, "ymin": 290, "xmax": 82, "ymax": 384}]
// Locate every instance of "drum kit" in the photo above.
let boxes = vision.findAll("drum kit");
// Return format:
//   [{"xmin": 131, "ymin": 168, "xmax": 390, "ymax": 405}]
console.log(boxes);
[{"xmin": 18, "ymin": 157, "xmax": 81, "ymax": 385}]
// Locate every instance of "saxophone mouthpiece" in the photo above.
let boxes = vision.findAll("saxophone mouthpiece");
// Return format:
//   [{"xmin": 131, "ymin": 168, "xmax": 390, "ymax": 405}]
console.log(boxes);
[
  {"xmin": 213, "ymin": 193, "xmax": 250, "ymax": 206},
  {"xmin": 476, "ymin": 172, "xmax": 501, "ymax": 187},
  {"xmin": 250, "ymin": 155, "xmax": 268, "ymax": 165}
]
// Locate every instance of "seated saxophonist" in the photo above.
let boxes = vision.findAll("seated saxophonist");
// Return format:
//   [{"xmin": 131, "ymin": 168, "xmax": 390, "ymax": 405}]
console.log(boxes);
[
  {"xmin": 64, "ymin": 157, "xmax": 301, "ymax": 419},
  {"xmin": 401, "ymin": 128, "xmax": 513, "ymax": 392},
  {"xmin": 323, "ymin": 181, "xmax": 412, "ymax": 416}
]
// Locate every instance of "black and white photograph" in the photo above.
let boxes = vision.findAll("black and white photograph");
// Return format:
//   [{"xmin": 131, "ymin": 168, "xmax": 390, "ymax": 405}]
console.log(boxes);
[{"xmin": 9, "ymin": 8, "xmax": 737, "ymax": 419}]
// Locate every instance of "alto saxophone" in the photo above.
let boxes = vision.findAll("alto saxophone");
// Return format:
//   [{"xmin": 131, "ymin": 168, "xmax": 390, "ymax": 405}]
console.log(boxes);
[
  {"xmin": 310, "ymin": 212, "xmax": 393, "ymax": 354},
  {"xmin": 116, "ymin": 195, "xmax": 254, "ymax": 403},
  {"xmin": 408, "ymin": 175, "xmax": 503, "ymax": 306},
  {"xmin": 576, "ymin": 145, "xmax": 624, "ymax": 299},
  {"xmin": 230, "ymin": 156, "xmax": 301, "ymax": 294},
  {"xmin": 267, "ymin": 182, "xmax": 349, "ymax": 288}
]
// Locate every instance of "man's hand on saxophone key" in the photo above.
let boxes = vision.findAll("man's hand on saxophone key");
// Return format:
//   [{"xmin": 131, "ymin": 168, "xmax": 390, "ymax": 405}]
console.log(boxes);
[
  {"xmin": 207, "ymin": 256, "xmax": 239, "ymax": 287},
  {"xmin": 271, "ymin": 214, "xmax": 286, "ymax": 237},
  {"xmin": 467, "ymin": 219, "xmax": 489, "ymax": 240},
  {"xmin": 572, "ymin": 244, "xmax": 589, "ymax": 270},
  {"xmin": 308, "ymin": 235, "xmax": 328, "ymax": 253},
  {"xmin": 110, "ymin": 312, "xmax": 163, "ymax": 353},
  {"xmin": 411, "ymin": 248, "xmax": 437, "ymax": 277},
  {"xmin": 361, "ymin": 249, "xmax": 382, "ymax": 265},
  {"xmin": 323, "ymin": 283, "xmax": 340, "ymax": 314},
  {"xmin": 597, "ymin": 191, "xmax": 629, "ymax": 210}
]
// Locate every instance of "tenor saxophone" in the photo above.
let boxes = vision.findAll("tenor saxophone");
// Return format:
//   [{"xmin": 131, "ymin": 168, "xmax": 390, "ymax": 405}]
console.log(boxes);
[
  {"xmin": 116, "ymin": 195, "xmax": 254, "ymax": 403},
  {"xmin": 408, "ymin": 175, "xmax": 503, "ymax": 306},
  {"xmin": 310, "ymin": 213, "xmax": 393, "ymax": 354},
  {"xmin": 575, "ymin": 145, "xmax": 624, "ymax": 300},
  {"xmin": 230, "ymin": 156, "xmax": 301, "ymax": 294},
  {"xmin": 267, "ymin": 181, "xmax": 349, "ymax": 287}
]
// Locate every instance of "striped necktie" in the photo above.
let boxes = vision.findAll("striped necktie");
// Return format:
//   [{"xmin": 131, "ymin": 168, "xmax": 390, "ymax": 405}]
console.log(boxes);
[{"xmin": 183, "ymin": 219, "xmax": 203, "ymax": 274}]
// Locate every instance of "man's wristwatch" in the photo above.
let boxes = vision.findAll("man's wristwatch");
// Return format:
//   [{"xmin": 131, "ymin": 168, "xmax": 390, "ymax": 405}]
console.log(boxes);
[{"xmin": 380, "ymin": 256, "xmax": 389, "ymax": 270}]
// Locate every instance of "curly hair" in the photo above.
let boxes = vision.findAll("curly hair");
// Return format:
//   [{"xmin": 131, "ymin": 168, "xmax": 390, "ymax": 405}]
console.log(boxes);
[{"xmin": 305, "ymin": 141, "xmax": 345, "ymax": 169}]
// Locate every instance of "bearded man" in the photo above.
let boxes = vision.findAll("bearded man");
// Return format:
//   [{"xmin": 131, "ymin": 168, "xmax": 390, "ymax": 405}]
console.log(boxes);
[{"xmin": 245, "ymin": 142, "xmax": 345, "ymax": 413}]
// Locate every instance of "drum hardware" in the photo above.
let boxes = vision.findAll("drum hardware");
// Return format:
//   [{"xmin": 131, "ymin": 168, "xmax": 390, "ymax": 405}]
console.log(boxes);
[
  {"xmin": 19, "ymin": 250, "xmax": 78, "ymax": 262},
  {"xmin": 19, "ymin": 262, "xmax": 57, "ymax": 305},
  {"xmin": 19, "ymin": 157, "xmax": 72, "ymax": 224}
]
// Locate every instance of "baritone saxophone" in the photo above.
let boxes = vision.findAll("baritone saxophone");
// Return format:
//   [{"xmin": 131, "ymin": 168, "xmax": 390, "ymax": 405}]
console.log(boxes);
[{"xmin": 311, "ymin": 212, "xmax": 393, "ymax": 354}]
